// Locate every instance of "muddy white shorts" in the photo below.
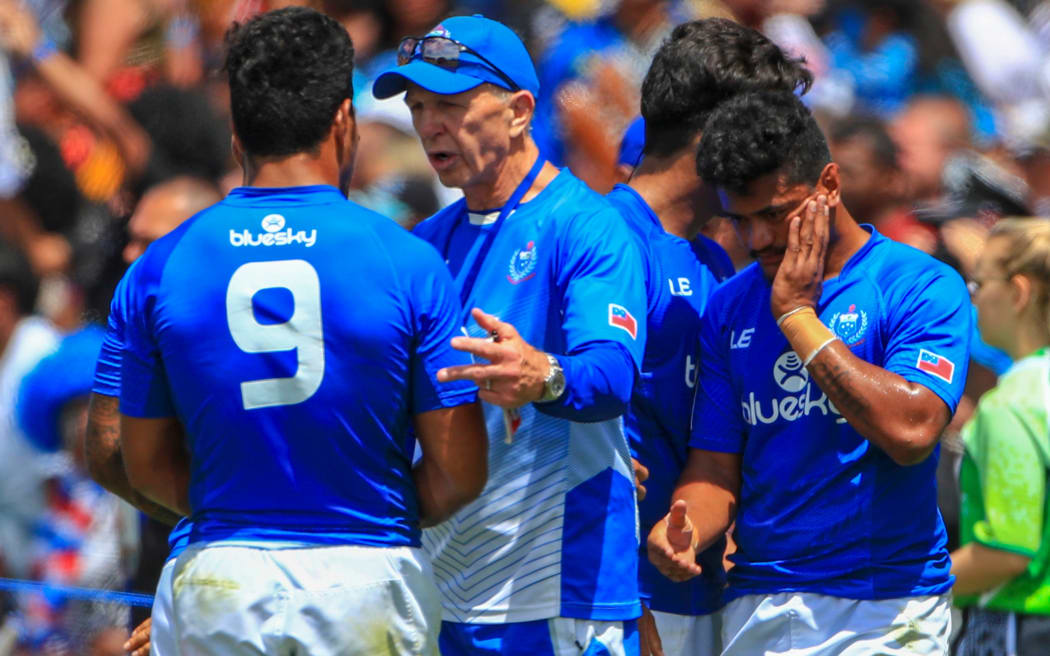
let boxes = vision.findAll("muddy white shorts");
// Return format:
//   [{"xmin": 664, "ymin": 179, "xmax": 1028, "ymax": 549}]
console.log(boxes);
[{"xmin": 156, "ymin": 542, "xmax": 441, "ymax": 656}]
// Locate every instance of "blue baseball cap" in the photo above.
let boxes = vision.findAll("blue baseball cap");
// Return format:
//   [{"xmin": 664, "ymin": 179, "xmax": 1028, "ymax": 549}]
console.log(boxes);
[
  {"xmin": 373, "ymin": 15, "xmax": 540, "ymax": 100},
  {"xmin": 16, "ymin": 325, "xmax": 105, "ymax": 453}
]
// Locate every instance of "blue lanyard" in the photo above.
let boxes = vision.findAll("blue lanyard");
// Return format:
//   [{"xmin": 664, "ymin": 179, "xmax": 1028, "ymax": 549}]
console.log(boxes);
[{"xmin": 443, "ymin": 155, "xmax": 546, "ymax": 314}]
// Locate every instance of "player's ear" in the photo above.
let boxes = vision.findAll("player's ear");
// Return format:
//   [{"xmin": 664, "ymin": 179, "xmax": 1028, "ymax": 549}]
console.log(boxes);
[
  {"xmin": 231, "ymin": 134, "xmax": 244, "ymax": 169},
  {"xmin": 817, "ymin": 162, "xmax": 841, "ymax": 208},
  {"xmin": 333, "ymin": 98, "xmax": 358, "ymax": 159}
]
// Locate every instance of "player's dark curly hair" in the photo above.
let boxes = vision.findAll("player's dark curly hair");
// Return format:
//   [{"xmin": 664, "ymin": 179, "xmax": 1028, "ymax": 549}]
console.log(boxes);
[
  {"xmin": 224, "ymin": 7, "xmax": 354, "ymax": 158},
  {"xmin": 640, "ymin": 18, "xmax": 812, "ymax": 158},
  {"xmin": 696, "ymin": 90, "xmax": 830, "ymax": 196}
]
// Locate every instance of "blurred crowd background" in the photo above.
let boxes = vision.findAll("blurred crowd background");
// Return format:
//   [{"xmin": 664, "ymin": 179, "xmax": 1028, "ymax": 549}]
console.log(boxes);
[{"xmin": 0, "ymin": 0, "xmax": 1044, "ymax": 653}]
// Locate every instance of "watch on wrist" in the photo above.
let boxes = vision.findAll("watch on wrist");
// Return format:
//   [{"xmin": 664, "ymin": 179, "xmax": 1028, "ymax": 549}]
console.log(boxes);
[{"xmin": 537, "ymin": 353, "xmax": 566, "ymax": 403}]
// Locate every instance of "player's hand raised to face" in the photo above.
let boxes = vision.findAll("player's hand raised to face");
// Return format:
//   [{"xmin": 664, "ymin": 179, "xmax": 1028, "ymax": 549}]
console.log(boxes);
[
  {"xmin": 770, "ymin": 194, "xmax": 830, "ymax": 319},
  {"xmin": 646, "ymin": 500, "xmax": 702, "ymax": 582},
  {"xmin": 437, "ymin": 308, "xmax": 551, "ymax": 409}
]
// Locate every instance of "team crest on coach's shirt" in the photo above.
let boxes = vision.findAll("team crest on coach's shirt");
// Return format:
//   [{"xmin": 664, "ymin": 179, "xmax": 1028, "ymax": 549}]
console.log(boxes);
[
  {"xmin": 829, "ymin": 303, "xmax": 869, "ymax": 346},
  {"xmin": 507, "ymin": 241, "xmax": 537, "ymax": 284}
]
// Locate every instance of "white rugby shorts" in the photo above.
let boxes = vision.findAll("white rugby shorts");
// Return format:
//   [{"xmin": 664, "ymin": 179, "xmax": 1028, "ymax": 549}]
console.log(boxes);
[
  {"xmin": 721, "ymin": 591, "xmax": 951, "ymax": 655},
  {"xmin": 650, "ymin": 609, "xmax": 721, "ymax": 656},
  {"xmin": 156, "ymin": 542, "xmax": 441, "ymax": 655}
]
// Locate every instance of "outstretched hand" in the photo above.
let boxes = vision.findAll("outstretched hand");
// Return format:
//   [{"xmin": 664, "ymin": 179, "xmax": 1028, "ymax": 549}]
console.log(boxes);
[
  {"xmin": 646, "ymin": 500, "xmax": 702, "ymax": 582},
  {"xmin": 769, "ymin": 194, "xmax": 830, "ymax": 319},
  {"xmin": 437, "ymin": 308, "xmax": 551, "ymax": 409}
]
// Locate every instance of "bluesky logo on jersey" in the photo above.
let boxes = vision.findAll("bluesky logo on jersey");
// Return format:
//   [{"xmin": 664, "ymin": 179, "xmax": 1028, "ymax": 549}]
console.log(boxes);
[
  {"xmin": 830, "ymin": 304, "xmax": 869, "ymax": 346},
  {"xmin": 916, "ymin": 349, "xmax": 955, "ymax": 384},
  {"xmin": 608, "ymin": 303, "xmax": 637, "ymax": 339},
  {"xmin": 507, "ymin": 240, "xmax": 537, "ymax": 284},
  {"xmin": 229, "ymin": 215, "xmax": 317, "ymax": 248},
  {"xmin": 742, "ymin": 350, "xmax": 845, "ymax": 426}
]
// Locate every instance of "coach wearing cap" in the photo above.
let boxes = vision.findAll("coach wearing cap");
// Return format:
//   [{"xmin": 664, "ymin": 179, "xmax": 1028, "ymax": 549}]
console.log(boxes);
[{"xmin": 374, "ymin": 14, "xmax": 648, "ymax": 656}]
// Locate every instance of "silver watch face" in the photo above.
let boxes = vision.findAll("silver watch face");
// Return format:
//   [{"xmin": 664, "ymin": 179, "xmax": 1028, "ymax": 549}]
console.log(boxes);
[
  {"xmin": 549, "ymin": 370, "xmax": 566, "ymax": 398},
  {"xmin": 543, "ymin": 357, "xmax": 566, "ymax": 401}
]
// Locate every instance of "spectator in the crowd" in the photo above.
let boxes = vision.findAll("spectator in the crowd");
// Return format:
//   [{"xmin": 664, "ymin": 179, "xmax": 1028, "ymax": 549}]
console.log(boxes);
[
  {"xmin": 0, "ymin": 238, "xmax": 59, "ymax": 582},
  {"xmin": 951, "ymin": 217, "xmax": 1050, "ymax": 656},
  {"xmin": 15, "ymin": 325, "xmax": 136, "ymax": 655},
  {"xmin": 126, "ymin": 84, "xmax": 230, "ymax": 193},
  {"xmin": 822, "ymin": 0, "xmax": 921, "ymax": 117},
  {"xmin": 534, "ymin": 0, "xmax": 685, "ymax": 179},
  {"xmin": 122, "ymin": 176, "xmax": 219, "ymax": 263},
  {"xmin": 828, "ymin": 115, "xmax": 906, "ymax": 229},
  {"xmin": 891, "ymin": 94, "xmax": 973, "ymax": 205}
]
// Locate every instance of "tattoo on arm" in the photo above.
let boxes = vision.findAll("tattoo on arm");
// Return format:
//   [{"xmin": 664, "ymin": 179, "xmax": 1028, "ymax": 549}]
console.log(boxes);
[
  {"xmin": 807, "ymin": 352, "xmax": 870, "ymax": 419},
  {"xmin": 86, "ymin": 394, "xmax": 181, "ymax": 526}
]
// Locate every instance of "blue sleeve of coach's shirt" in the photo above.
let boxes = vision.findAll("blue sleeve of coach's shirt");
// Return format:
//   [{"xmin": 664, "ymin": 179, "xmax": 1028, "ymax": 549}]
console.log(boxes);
[
  {"xmin": 537, "ymin": 203, "xmax": 647, "ymax": 422},
  {"xmin": 537, "ymin": 341, "xmax": 637, "ymax": 422}
]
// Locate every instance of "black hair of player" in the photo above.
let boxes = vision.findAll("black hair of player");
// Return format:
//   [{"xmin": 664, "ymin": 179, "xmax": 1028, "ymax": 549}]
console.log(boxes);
[
  {"xmin": 0, "ymin": 238, "xmax": 39, "ymax": 316},
  {"xmin": 829, "ymin": 115, "xmax": 899, "ymax": 170},
  {"xmin": 696, "ymin": 90, "xmax": 831, "ymax": 197},
  {"xmin": 224, "ymin": 7, "xmax": 355, "ymax": 158},
  {"xmin": 640, "ymin": 18, "xmax": 812, "ymax": 158}
]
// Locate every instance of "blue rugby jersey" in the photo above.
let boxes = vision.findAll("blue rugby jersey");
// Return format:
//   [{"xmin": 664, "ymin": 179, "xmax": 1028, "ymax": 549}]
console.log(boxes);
[
  {"xmin": 413, "ymin": 169, "xmax": 647, "ymax": 623},
  {"xmin": 692, "ymin": 226, "xmax": 970, "ymax": 602},
  {"xmin": 115, "ymin": 185, "xmax": 476, "ymax": 548},
  {"xmin": 606, "ymin": 184, "xmax": 726, "ymax": 616}
]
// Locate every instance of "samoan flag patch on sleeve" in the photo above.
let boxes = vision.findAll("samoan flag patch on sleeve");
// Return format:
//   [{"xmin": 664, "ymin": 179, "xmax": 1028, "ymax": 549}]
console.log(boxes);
[
  {"xmin": 916, "ymin": 348, "xmax": 955, "ymax": 384},
  {"xmin": 608, "ymin": 303, "xmax": 637, "ymax": 340}
]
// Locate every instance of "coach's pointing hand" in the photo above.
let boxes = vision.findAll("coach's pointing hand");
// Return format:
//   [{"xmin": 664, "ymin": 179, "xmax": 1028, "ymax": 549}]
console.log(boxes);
[
  {"xmin": 647, "ymin": 500, "xmax": 702, "ymax": 582},
  {"xmin": 438, "ymin": 308, "xmax": 552, "ymax": 409}
]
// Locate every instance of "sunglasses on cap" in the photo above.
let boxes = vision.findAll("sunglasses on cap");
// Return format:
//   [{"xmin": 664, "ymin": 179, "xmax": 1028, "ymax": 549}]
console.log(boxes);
[{"xmin": 397, "ymin": 35, "xmax": 520, "ymax": 92}]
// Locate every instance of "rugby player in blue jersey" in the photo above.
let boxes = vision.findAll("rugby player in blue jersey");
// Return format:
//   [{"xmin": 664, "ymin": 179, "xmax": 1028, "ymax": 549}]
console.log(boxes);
[
  {"xmin": 606, "ymin": 19, "xmax": 811, "ymax": 656},
  {"xmin": 373, "ymin": 14, "xmax": 648, "ymax": 656},
  {"xmin": 649, "ymin": 90, "xmax": 971, "ymax": 654},
  {"xmin": 107, "ymin": 8, "xmax": 488, "ymax": 654}
]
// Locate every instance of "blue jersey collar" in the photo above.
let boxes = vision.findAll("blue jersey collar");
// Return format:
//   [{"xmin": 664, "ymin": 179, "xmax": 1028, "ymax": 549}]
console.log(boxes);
[{"xmin": 225, "ymin": 185, "xmax": 347, "ymax": 206}]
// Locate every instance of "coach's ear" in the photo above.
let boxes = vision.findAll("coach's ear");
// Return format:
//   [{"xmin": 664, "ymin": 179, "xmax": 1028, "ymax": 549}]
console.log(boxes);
[{"xmin": 817, "ymin": 162, "xmax": 841, "ymax": 208}]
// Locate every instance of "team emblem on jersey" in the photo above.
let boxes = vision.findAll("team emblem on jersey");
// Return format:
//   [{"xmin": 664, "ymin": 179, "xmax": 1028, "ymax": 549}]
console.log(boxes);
[
  {"xmin": 829, "ymin": 303, "xmax": 869, "ymax": 346},
  {"xmin": 773, "ymin": 351, "xmax": 809, "ymax": 392},
  {"xmin": 916, "ymin": 349, "xmax": 955, "ymax": 384},
  {"xmin": 608, "ymin": 303, "xmax": 637, "ymax": 339},
  {"xmin": 507, "ymin": 241, "xmax": 537, "ymax": 284},
  {"xmin": 261, "ymin": 214, "xmax": 285, "ymax": 232}
]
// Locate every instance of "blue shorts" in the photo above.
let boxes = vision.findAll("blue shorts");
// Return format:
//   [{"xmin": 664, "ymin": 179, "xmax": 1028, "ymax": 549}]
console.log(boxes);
[{"xmin": 439, "ymin": 617, "xmax": 639, "ymax": 655}]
